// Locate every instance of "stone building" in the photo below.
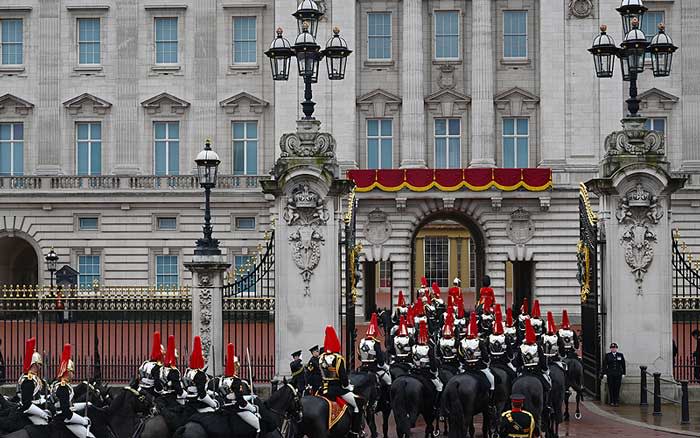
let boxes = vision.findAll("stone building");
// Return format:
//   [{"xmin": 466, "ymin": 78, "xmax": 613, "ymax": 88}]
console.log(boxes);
[{"xmin": 0, "ymin": 0, "xmax": 698, "ymax": 323}]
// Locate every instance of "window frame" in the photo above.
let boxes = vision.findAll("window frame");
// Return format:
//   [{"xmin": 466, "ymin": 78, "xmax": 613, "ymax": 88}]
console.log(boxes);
[
  {"xmin": 78, "ymin": 216, "xmax": 99, "ymax": 231},
  {"xmin": 502, "ymin": 117, "xmax": 529, "ymax": 168},
  {"xmin": 155, "ymin": 254, "xmax": 179, "ymax": 288},
  {"xmin": 644, "ymin": 117, "xmax": 666, "ymax": 137},
  {"xmin": 0, "ymin": 18, "xmax": 24, "ymax": 66},
  {"xmin": 232, "ymin": 120, "xmax": 258, "ymax": 176},
  {"xmin": 153, "ymin": 121, "xmax": 180, "ymax": 176},
  {"xmin": 434, "ymin": 118, "xmax": 461, "ymax": 169},
  {"xmin": 156, "ymin": 216, "xmax": 178, "ymax": 231},
  {"xmin": 433, "ymin": 10, "xmax": 460, "ymax": 61},
  {"xmin": 78, "ymin": 254, "xmax": 101, "ymax": 288},
  {"xmin": 642, "ymin": 10, "xmax": 665, "ymax": 61},
  {"xmin": 503, "ymin": 10, "xmax": 528, "ymax": 60},
  {"xmin": 153, "ymin": 16, "xmax": 179, "ymax": 66},
  {"xmin": 366, "ymin": 118, "xmax": 393, "ymax": 169},
  {"xmin": 232, "ymin": 16, "xmax": 257, "ymax": 65},
  {"xmin": 233, "ymin": 254, "xmax": 256, "ymax": 294},
  {"xmin": 367, "ymin": 12, "xmax": 392, "ymax": 61},
  {"xmin": 234, "ymin": 216, "xmax": 256, "ymax": 231},
  {"xmin": 76, "ymin": 17, "xmax": 101, "ymax": 66},
  {"xmin": 0, "ymin": 121, "xmax": 24, "ymax": 176},
  {"xmin": 75, "ymin": 121, "xmax": 102, "ymax": 176},
  {"xmin": 424, "ymin": 236, "xmax": 450, "ymax": 289}
]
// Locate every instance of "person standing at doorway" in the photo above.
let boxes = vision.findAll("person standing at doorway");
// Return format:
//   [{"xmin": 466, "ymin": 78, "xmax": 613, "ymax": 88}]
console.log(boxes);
[{"xmin": 602, "ymin": 342, "xmax": 626, "ymax": 406}]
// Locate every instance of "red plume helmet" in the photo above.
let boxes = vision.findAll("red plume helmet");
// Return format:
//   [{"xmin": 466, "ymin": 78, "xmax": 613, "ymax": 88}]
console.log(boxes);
[
  {"xmin": 324, "ymin": 325, "xmax": 341, "ymax": 354},
  {"xmin": 547, "ymin": 311, "xmax": 557, "ymax": 335},
  {"xmin": 506, "ymin": 307, "xmax": 514, "ymax": 327},
  {"xmin": 406, "ymin": 307, "xmax": 415, "ymax": 327},
  {"xmin": 467, "ymin": 312, "xmax": 478, "ymax": 339},
  {"xmin": 397, "ymin": 290, "xmax": 406, "ymax": 308},
  {"xmin": 417, "ymin": 320, "xmax": 429, "ymax": 345},
  {"xmin": 189, "ymin": 336, "xmax": 205, "ymax": 370},
  {"xmin": 164, "ymin": 335, "xmax": 177, "ymax": 368},
  {"xmin": 431, "ymin": 283, "xmax": 441, "ymax": 299},
  {"xmin": 442, "ymin": 317, "xmax": 455, "ymax": 339},
  {"xmin": 397, "ymin": 316, "xmax": 409, "ymax": 337},
  {"xmin": 524, "ymin": 319, "xmax": 537, "ymax": 345},
  {"xmin": 493, "ymin": 308, "xmax": 504, "ymax": 335},
  {"xmin": 561, "ymin": 310, "xmax": 571, "ymax": 330},
  {"xmin": 414, "ymin": 297, "xmax": 425, "ymax": 316},
  {"xmin": 532, "ymin": 300, "xmax": 541, "ymax": 319},
  {"xmin": 56, "ymin": 344, "xmax": 72, "ymax": 379},
  {"xmin": 520, "ymin": 298, "xmax": 529, "ymax": 315},
  {"xmin": 366, "ymin": 313, "xmax": 380, "ymax": 339},
  {"xmin": 23, "ymin": 338, "xmax": 36, "ymax": 374},
  {"xmin": 420, "ymin": 276, "xmax": 428, "ymax": 287},
  {"xmin": 225, "ymin": 343, "xmax": 236, "ymax": 377},
  {"xmin": 150, "ymin": 332, "xmax": 163, "ymax": 362}
]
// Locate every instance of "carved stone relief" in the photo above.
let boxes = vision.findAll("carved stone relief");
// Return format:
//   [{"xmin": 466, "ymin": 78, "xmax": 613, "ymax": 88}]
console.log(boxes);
[
  {"xmin": 365, "ymin": 209, "xmax": 392, "ymax": 245},
  {"xmin": 279, "ymin": 125, "xmax": 336, "ymax": 158},
  {"xmin": 507, "ymin": 208, "xmax": 535, "ymax": 244},
  {"xmin": 438, "ymin": 64, "xmax": 455, "ymax": 90},
  {"xmin": 605, "ymin": 118, "xmax": 665, "ymax": 156},
  {"xmin": 615, "ymin": 183, "xmax": 664, "ymax": 294},
  {"xmin": 199, "ymin": 288, "xmax": 213, "ymax": 358},
  {"xmin": 283, "ymin": 184, "xmax": 330, "ymax": 296},
  {"xmin": 568, "ymin": 0, "xmax": 594, "ymax": 19}
]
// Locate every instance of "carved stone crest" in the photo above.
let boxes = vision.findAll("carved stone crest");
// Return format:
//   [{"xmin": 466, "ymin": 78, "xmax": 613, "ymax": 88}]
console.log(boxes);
[
  {"xmin": 365, "ymin": 209, "xmax": 392, "ymax": 245},
  {"xmin": 279, "ymin": 120, "xmax": 336, "ymax": 158},
  {"xmin": 507, "ymin": 208, "xmax": 535, "ymax": 244},
  {"xmin": 199, "ymin": 288, "xmax": 213, "ymax": 357},
  {"xmin": 284, "ymin": 184, "xmax": 329, "ymax": 296},
  {"xmin": 605, "ymin": 118, "xmax": 665, "ymax": 156},
  {"xmin": 568, "ymin": 0, "xmax": 594, "ymax": 18},
  {"xmin": 616, "ymin": 183, "xmax": 664, "ymax": 294},
  {"xmin": 438, "ymin": 64, "xmax": 455, "ymax": 90}
]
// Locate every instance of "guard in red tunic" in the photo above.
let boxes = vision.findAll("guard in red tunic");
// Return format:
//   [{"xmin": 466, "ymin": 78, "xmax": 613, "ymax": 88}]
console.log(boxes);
[
  {"xmin": 476, "ymin": 275, "xmax": 495, "ymax": 311},
  {"xmin": 448, "ymin": 278, "xmax": 463, "ymax": 303}
]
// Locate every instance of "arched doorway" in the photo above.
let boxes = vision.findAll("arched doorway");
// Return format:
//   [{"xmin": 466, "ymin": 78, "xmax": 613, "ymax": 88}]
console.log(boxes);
[
  {"xmin": 410, "ymin": 211, "xmax": 485, "ymax": 305},
  {"xmin": 0, "ymin": 236, "xmax": 39, "ymax": 286}
]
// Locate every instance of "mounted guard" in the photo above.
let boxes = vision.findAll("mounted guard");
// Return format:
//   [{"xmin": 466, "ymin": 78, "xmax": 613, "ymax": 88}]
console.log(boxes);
[
  {"xmin": 218, "ymin": 343, "xmax": 261, "ymax": 433},
  {"xmin": 411, "ymin": 320, "xmax": 443, "ymax": 413},
  {"xmin": 429, "ymin": 283, "xmax": 446, "ymax": 329},
  {"xmin": 530, "ymin": 300, "xmax": 544, "ymax": 340},
  {"xmin": 438, "ymin": 309, "xmax": 460, "ymax": 375},
  {"xmin": 391, "ymin": 315, "xmax": 414, "ymax": 373},
  {"xmin": 358, "ymin": 313, "xmax": 392, "ymax": 386},
  {"xmin": 454, "ymin": 295, "xmax": 467, "ymax": 338},
  {"xmin": 458, "ymin": 312, "xmax": 495, "ymax": 398},
  {"xmin": 543, "ymin": 312, "xmax": 565, "ymax": 368},
  {"xmin": 138, "ymin": 332, "xmax": 165, "ymax": 397},
  {"xmin": 184, "ymin": 336, "xmax": 220, "ymax": 413},
  {"xmin": 558, "ymin": 310, "xmax": 580, "ymax": 359},
  {"xmin": 51, "ymin": 344, "xmax": 94, "ymax": 438},
  {"xmin": 504, "ymin": 308, "xmax": 518, "ymax": 354},
  {"xmin": 517, "ymin": 298, "xmax": 531, "ymax": 342},
  {"xmin": 514, "ymin": 319, "xmax": 551, "ymax": 395},
  {"xmin": 17, "ymin": 337, "xmax": 50, "ymax": 427},
  {"xmin": 392, "ymin": 290, "xmax": 409, "ymax": 325},
  {"xmin": 479, "ymin": 295, "xmax": 495, "ymax": 338}
]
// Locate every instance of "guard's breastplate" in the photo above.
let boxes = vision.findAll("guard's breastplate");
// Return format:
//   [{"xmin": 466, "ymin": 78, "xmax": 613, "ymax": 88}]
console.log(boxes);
[
  {"xmin": 543, "ymin": 334, "xmax": 559, "ymax": 357},
  {"xmin": 558, "ymin": 329, "xmax": 575, "ymax": 349},
  {"xmin": 160, "ymin": 367, "xmax": 181, "ymax": 394},
  {"xmin": 320, "ymin": 353, "xmax": 341, "ymax": 380},
  {"xmin": 489, "ymin": 334, "xmax": 507, "ymax": 356},
  {"xmin": 531, "ymin": 319, "xmax": 544, "ymax": 335},
  {"xmin": 219, "ymin": 376, "xmax": 239, "ymax": 403},
  {"xmin": 412, "ymin": 344, "xmax": 430, "ymax": 368},
  {"xmin": 460, "ymin": 338, "xmax": 482, "ymax": 363},
  {"xmin": 50, "ymin": 381, "xmax": 73, "ymax": 413},
  {"xmin": 183, "ymin": 368, "xmax": 205, "ymax": 399},
  {"xmin": 17, "ymin": 374, "xmax": 46, "ymax": 407},
  {"xmin": 517, "ymin": 315, "xmax": 529, "ymax": 331},
  {"xmin": 139, "ymin": 360, "xmax": 160, "ymax": 388},
  {"xmin": 394, "ymin": 335, "xmax": 411, "ymax": 357},
  {"xmin": 439, "ymin": 338, "xmax": 457, "ymax": 360},
  {"xmin": 520, "ymin": 344, "xmax": 539, "ymax": 368}
]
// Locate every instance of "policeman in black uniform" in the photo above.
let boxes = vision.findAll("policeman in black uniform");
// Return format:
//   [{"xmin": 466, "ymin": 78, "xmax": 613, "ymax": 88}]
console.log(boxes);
[
  {"xmin": 289, "ymin": 350, "xmax": 307, "ymax": 395},
  {"xmin": 498, "ymin": 393, "xmax": 535, "ymax": 438},
  {"xmin": 306, "ymin": 345, "xmax": 322, "ymax": 395},
  {"xmin": 602, "ymin": 342, "xmax": 626, "ymax": 406}
]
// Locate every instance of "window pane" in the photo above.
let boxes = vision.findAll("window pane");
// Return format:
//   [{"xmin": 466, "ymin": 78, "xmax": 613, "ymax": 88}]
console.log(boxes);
[
  {"xmin": 155, "ymin": 141, "xmax": 166, "ymax": 175},
  {"xmin": 1, "ymin": 19, "xmax": 23, "ymax": 65},
  {"xmin": 380, "ymin": 119, "xmax": 392, "ymax": 136},
  {"xmin": 236, "ymin": 217, "xmax": 256, "ymax": 230},
  {"xmin": 168, "ymin": 122, "xmax": 179, "ymax": 139},
  {"xmin": 503, "ymin": 118, "xmax": 514, "ymax": 135},
  {"xmin": 435, "ymin": 137, "xmax": 447, "ymax": 168},
  {"xmin": 448, "ymin": 138, "xmax": 460, "ymax": 168},
  {"xmin": 12, "ymin": 141, "xmax": 22, "ymax": 175},
  {"xmin": 642, "ymin": 12, "xmax": 665, "ymax": 42},
  {"xmin": 233, "ymin": 17, "xmax": 257, "ymax": 63},
  {"xmin": 448, "ymin": 119, "xmax": 460, "ymax": 135},
  {"xmin": 368, "ymin": 13, "xmax": 391, "ymax": 60},
  {"xmin": 656, "ymin": 118, "xmax": 666, "ymax": 133},
  {"xmin": 435, "ymin": 119, "xmax": 446, "ymax": 136},
  {"xmin": 79, "ymin": 255, "xmax": 100, "ymax": 287},
  {"xmin": 90, "ymin": 123, "xmax": 101, "ymax": 139},
  {"xmin": 517, "ymin": 118, "xmax": 528, "ymax": 135},
  {"xmin": 0, "ymin": 143, "xmax": 9, "ymax": 175},
  {"xmin": 380, "ymin": 139, "xmax": 392, "ymax": 168},
  {"xmin": 90, "ymin": 141, "xmax": 101, "ymax": 175},
  {"xmin": 154, "ymin": 122, "xmax": 166, "ymax": 140},
  {"xmin": 156, "ymin": 255, "xmax": 178, "ymax": 288},
  {"xmin": 247, "ymin": 121, "xmax": 258, "ymax": 139},
  {"xmin": 503, "ymin": 137, "xmax": 515, "ymax": 168},
  {"xmin": 367, "ymin": 139, "xmax": 378, "ymax": 169},
  {"xmin": 367, "ymin": 120, "xmax": 378, "ymax": 137},
  {"xmin": 233, "ymin": 122, "xmax": 245, "ymax": 139},
  {"xmin": 77, "ymin": 123, "xmax": 90, "ymax": 140},
  {"xmin": 246, "ymin": 140, "xmax": 257, "ymax": 174},
  {"xmin": 12, "ymin": 123, "xmax": 22, "ymax": 140},
  {"xmin": 233, "ymin": 141, "xmax": 245, "ymax": 174},
  {"xmin": 504, "ymin": 11, "xmax": 527, "ymax": 58},
  {"xmin": 158, "ymin": 217, "xmax": 177, "ymax": 230},
  {"xmin": 435, "ymin": 12, "xmax": 458, "ymax": 59},
  {"xmin": 168, "ymin": 141, "xmax": 179, "ymax": 175},
  {"xmin": 77, "ymin": 142, "xmax": 89, "ymax": 175},
  {"xmin": 424, "ymin": 236, "xmax": 449, "ymax": 288},
  {"xmin": 517, "ymin": 137, "xmax": 529, "ymax": 167},
  {"xmin": 79, "ymin": 217, "xmax": 98, "ymax": 230}
]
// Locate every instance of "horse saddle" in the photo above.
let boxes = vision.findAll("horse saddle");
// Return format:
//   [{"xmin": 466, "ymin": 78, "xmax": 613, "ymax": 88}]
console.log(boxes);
[{"xmin": 316, "ymin": 396, "xmax": 348, "ymax": 431}]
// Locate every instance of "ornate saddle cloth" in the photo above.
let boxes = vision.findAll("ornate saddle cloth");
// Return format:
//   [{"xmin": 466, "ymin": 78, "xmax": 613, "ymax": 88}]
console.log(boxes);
[{"xmin": 317, "ymin": 395, "xmax": 348, "ymax": 431}]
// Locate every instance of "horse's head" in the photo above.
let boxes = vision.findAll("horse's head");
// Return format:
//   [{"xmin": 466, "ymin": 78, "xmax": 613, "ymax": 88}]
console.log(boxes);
[
  {"xmin": 74, "ymin": 381, "xmax": 108, "ymax": 407},
  {"xmin": 267, "ymin": 382, "xmax": 302, "ymax": 423}
]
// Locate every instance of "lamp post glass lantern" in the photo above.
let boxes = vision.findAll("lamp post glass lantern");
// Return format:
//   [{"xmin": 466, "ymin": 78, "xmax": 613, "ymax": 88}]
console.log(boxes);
[
  {"xmin": 265, "ymin": 0, "xmax": 352, "ymax": 120},
  {"xmin": 194, "ymin": 139, "xmax": 221, "ymax": 256},
  {"xmin": 45, "ymin": 248, "xmax": 58, "ymax": 288}
]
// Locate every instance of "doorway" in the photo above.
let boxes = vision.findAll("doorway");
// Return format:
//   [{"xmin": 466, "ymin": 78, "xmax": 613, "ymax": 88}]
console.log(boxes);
[
  {"xmin": 363, "ymin": 261, "xmax": 377, "ymax": 320},
  {"xmin": 0, "ymin": 236, "xmax": 39, "ymax": 286},
  {"xmin": 512, "ymin": 261, "xmax": 534, "ymax": 312}
]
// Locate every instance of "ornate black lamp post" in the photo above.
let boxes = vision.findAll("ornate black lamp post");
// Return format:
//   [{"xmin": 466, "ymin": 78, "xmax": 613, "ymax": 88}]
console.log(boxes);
[
  {"xmin": 194, "ymin": 139, "xmax": 221, "ymax": 256},
  {"xmin": 45, "ymin": 248, "xmax": 58, "ymax": 288},
  {"xmin": 589, "ymin": 0, "xmax": 678, "ymax": 117},
  {"xmin": 265, "ymin": 0, "xmax": 352, "ymax": 120}
]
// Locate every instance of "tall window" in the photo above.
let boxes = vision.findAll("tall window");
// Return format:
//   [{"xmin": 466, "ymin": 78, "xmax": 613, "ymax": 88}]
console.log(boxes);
[
  {"xmin": 424, "ymin": 236, "xmax": 449, "ymax": 288},
  {"xmin": 435, "ymin": 118, "xmax": 461, "ymax": 168},
  {"xmin": 504, "ymin": 11, "xmax": 527, "ymax": 59},
  {"xmin": 434, "ymin": 11, "xmax": 459, "ymax": 60},
  {"xmin": 78, "ymin": 18, "xmax": 100, "ymax": 65},
  {"xmin": 379, "ymin": 261, "xmax": 392, "ymax": 288},
  {"xmin": 0, "ymin": 19, "xmax": 23, "ymax": 65},
  {"xmin": 154, "ymin": 122, "xmax": 179, "ymax": 175},
  {"xmin": 78, "ymin": 255, "xmax": 100, "ymax": 288},
  {"xmin": 233, "ymin": 121, "xmax": 258, "ymax": 175},
  {"xmin": 368, "ymin": 13, "xmax": 391, "ymax": 60},
  {"xmin": 503, "ymin": 118, "xmax": 528, "ymax": 168},
  {"xmin": 234, "ymin": 255, "xmax": 255, "ymax": 294},
  {"xmin": 469, "ymin": 238, "xmax": 476, "ymax": 289},
  {"xmin": 156, "ymin": 255, "xmax": 179, "ymax": 288},
  {"xmin": 155, "ymin": 17, "xmax": 178, "ymax": 64},
  {"xmin": 0, "ymin": 123, "xmax": 23, "ymax": 176},
  {"xmin": 233, "ymin": 17, "xmax": 256, "ymax": 64},
  {"xmin": 642, "ymin": 11, "xmax": 665, "ymax": 59},
  {"xmin": 76, "ymin": 122, "xmax": 102, "ymax": 175},
  {"xmin": 645, "ymin": 118, "xmax": 666, "ymax": 137},
  {"xmin": 367, "ymin": 119, "xmax": 392, "ymax": 169}
]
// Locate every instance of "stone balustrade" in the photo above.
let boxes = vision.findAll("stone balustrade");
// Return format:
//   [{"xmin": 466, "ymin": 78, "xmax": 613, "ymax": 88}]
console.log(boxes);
[{"xmin": 0, "ymin": 174, "xmax": 265, "ymax": 191}]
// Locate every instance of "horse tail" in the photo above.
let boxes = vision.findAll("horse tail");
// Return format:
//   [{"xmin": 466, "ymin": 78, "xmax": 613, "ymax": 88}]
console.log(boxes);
[
  {"xmin": 392, "ymin": 378, "xmax": 412, "ymax": 437},
  {"xmin": 448, "ymin": 382, "xmax": 465, "ymax": 438}
]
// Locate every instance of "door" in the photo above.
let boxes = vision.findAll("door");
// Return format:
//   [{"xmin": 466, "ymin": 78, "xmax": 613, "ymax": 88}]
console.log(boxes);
[
  {"xmin": 513, "ymin": 261, "xmax": 534, "ymax": 312},
  {"xmin": 363, "ymin": 261, "xmax": 377, "ymax": 320}
]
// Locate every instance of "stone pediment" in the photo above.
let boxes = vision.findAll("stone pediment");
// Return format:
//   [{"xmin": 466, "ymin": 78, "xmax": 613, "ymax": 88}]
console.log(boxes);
[
  {"xmin": 0, "ymin": 93, "xmax": 34, "ymax": 115},
  {"xmin": 494, "ymin": 87, "xmax": 540, "ymax": 116},
  {"xmin": 63, "ymin": 93, "xmax": 112, "ymax": 115},
  {"xmin": 425, "ymin": 89, "xmax": 470, "ymax": 117},
  {"xmin": 219, "ymin": 92, "xmax": 269, "ymax": 115},
  {"xmin": 638, "ymin": 88, "xmax": 679, "ymax": 111},
  {"xmin": 357, "ymin": 89, "xmax": 402, "ymax": 118},
  {"xmin": 141, "ymin": 92, "xmax": 190, "ymax": 115}
]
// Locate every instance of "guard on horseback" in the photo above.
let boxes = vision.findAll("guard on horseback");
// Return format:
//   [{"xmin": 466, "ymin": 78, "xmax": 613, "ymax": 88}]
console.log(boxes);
[
  {"xmin": 429, "ymin": 283, "xmax": 446, "ymax": 328},
  {"xmin": 306, "ymin": 345, "xmax": 323, "ymax": 395},
  {"xmin": 458, "ymin": 312, "xmax": 496, "ymax": 398},
  {"xmin": 529, "ymin": 300, "xmax": 544, "ymax": 340},
  {"xmin": 138, "ymin": 331, "xmax": 165, "ymax": 398},
  {"xmin": 489, "ymin": 307, "xmax": 517, "ymax": 381},
  {"xmin": 412, "ymin": 298, "xmax": 428, "ymax": 331},
  {"xmin": 513, "ymin": 319, "xmax": 551, "ymax": 397},
  {"xmin": 319, "ymin": 325, "xmax": 362, "ymax": 438},
  {"xmin": 479, "ymin": 296, "xmax": 496, "ymax": 339},
  {"xmin": 218, "ymin": 343, "xmax": 261, "ymax": 433},
  {"xmin": 418, "ymin": 276, "xmax": 430, "ymax": 305},
  {"xmin": 183, "ymin": 336, "xmax": 220, "ymax": 413},
  {"xmin": 160, "ymin": 335, "xmax": 186, "ymax": 402},
  {"xmin": 558, "ymin": 310, "xmax": 580, "ymax": 359},
  {"xmin": 516, "ymin": 298, "xmax": 530, "ymax": 343},
  {"xmin": 543, "ymin": 312, "xmax": 566, "ymax": 371},
  {"xmin": 359, "ymin": 313, "xmax": 392, "ymax": 387},
  {"xmin": 392, "ymin": 290, "xmax": 409, "ymax": 325},
  {"xmin": 454, "ymin": 295, "xmax": 467, "ymax": 338},
  {"xmin": 50, "ymin": 344, "xmax": 94, "ymax": 438},
  {"xmin": 411, "ymin": 321, "xmax": 443, "ymax": 414},
  {"xmin": 438, "ymin": 310, "xmax": 460, "ymax": 375},
  {"xmin": 290, "ymin": 349, "xmax": 307, "ymax": 395},
  {"xmin": 17, "ymin": 337, "xmax": 50, "ymax": 427},
  {"xmin": 504, "ymin": 308, "xmax": 518, "ymax": 357},
  {"xmin": 391, "ymin": 316, "xmax": 414, "ymax": 373}
]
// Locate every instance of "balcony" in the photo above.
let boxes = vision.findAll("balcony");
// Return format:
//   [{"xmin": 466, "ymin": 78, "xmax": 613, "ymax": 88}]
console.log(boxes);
[{"xmin": 0, "ymin": 174, "xmax": 267, "ymax": 191}]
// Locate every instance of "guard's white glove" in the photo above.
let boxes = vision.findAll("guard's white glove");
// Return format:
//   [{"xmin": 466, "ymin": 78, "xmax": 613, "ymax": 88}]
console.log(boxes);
[
  {"xmin": 24, "ymin": 404, "xmax": 49, "ymax": 420},
  {"xmin": 200, "ymin": 394, "xmax": 220, "ymax": 410},
  {"xmin": 243, "ymin": 403, "xmax": 258, "ymax": 414},
  {"xmin": 346, "ymin": 384, "xmax": 354, "ymax": 392},
  {"xmin": 66, "ymin": 414, "xmax": 90, "ymax": 426}
]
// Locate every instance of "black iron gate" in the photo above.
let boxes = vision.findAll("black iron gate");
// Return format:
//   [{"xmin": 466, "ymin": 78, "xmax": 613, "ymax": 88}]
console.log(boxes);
[
  {"xmin": 578, "ymin": 182, "xmax": 601, "ymax": 399},
  {"xmin": 342, "ymin": 192, "xmax": 360, "ymax": 366},
  {"xmin": 671, "ymin": 230, "xmax": 700, "ymax": 383}
]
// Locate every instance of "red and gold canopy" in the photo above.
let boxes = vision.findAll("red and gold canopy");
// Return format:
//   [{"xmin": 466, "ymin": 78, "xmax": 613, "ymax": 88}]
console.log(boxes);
[{"xmin": 347, "ymin": 168, "xmax": 552, "ymax": 192}]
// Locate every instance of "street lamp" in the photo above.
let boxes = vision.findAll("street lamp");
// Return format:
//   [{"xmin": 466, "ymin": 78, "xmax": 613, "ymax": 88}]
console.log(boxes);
[
  {"xmin": 589, "ymin": 0, "xmax": 677, "ymax": 117},
  {"xmin": 265, "ymin": 0, "xmax": 352, "ymax": 120},
  {"xmin": 45, "ymin": 248, "xmax": 58, "ymax": 288},
  {"xmin": 194, "ymin": 139, "xmax": 221, "ymax": 256}
]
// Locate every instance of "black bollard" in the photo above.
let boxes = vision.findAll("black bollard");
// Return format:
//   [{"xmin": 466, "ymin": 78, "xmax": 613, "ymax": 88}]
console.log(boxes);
[
  {"xmin": 681, "ymin": 381, "xmax": 690, "ymax": 425},
  {"xmin": 640, "ymin": 366, "xmax": 648, "ymax": 406},
  {"xmin": 653, "ymin": 372, "xmax": 662, "ymax": 416}
]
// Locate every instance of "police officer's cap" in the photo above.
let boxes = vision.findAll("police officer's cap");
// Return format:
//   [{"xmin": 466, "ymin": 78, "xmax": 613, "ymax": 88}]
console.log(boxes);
[
  {"xmin": 291, "ymin": 350, "xmax": 302, "ymax": 358},
  {"xmin": 610, "ymin": 342, "xmax": 618, "ymax": 348},
  {"xmin": 511, "ymin": 393, "xmax": 525, "ymax": 402},
  {"xmin": 309, "ymin": 345, "xmax": 319, "ymax": 353}
]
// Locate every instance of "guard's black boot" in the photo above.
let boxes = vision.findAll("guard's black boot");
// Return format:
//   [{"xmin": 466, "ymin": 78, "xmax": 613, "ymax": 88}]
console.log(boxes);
[{"xmin": 350, "ymin": 411, "xmax": 363, "ymax": 438}]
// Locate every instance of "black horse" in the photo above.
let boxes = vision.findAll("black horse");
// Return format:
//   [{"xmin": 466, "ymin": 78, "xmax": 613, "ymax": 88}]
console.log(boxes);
[
  {"xmin": 511, "ymin": 374, "xmax": 544, "ymax": 437},
  {"xmin": 490, "ymin": 363, "xmax": 514, "ymax": 417},
  {"xmin": 548, "ymin": 363, "xmax": 566, "ymax": 438},
  {"xmin": 174, "ymin": 382, "xmax": 300, "ymax": 438},
  {"xmin": 563, "ymin": 356, "xmax": 583, "ymax": 421},
  {"xmin": 440, "ymin": 373, "xmax": 492, "ymax": 438},
  {"xmin": 350, "ymin": 370, "xmax": 390, "ymax": 438},
  {"xmin": 391, "ymin": 374, "xmax": 437, "ymax": 438},
  {"xmin": 103, "ymin": 386, "xmax": 155, "ymax": 438}
]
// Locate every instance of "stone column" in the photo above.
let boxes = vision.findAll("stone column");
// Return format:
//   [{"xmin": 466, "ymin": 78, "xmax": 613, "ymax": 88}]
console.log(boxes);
[
  {"xmin": 400, "ymin": 0, "xmax": 426, "ymax": 168},
  {"xmin": 262, "ymin": 119, "xmax": 352, "ymax": 375},
  {"xmin": 469, "ymin": 0, "xmax": 495, "ymax": 168},
  {"xmin": 588, "ymin": 117, "xmax": 685, "ymax": 402},
  {"xmin": 185, "ymin": 255, "xmax": 230, "ymax": 376}
]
